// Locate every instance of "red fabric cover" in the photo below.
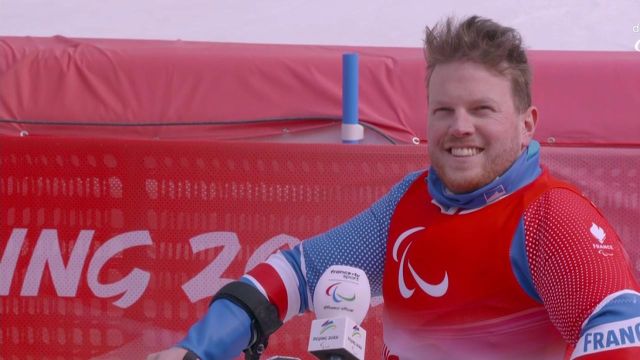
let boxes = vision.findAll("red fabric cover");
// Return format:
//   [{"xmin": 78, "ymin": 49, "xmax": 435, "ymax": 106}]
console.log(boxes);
[
  {"xmin": 0, "ymin": 37, "xmax": 426, "ymax": 143},
  {"xmin": 1, "ymin": 36, "xmax": 639, "ymax": 145}
]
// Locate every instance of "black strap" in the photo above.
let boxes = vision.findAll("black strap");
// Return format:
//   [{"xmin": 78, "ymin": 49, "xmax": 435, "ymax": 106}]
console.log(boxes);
[
  {"xmin": 182, "ymin": 350, "xmax": 200, "ymax": 360},
  {"xmin": 212, "ymin": 281, "xmax": 283, "ymax": 360}
]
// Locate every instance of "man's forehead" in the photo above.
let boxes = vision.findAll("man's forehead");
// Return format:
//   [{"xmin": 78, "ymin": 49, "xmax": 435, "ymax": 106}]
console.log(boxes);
[
  {"xmin": 430, "ymin": 60, "xmax": 509, "ymax": 77},
  {"xmin": 428, "ymin": 62, "xmax": 513, "ymax": 102},
  {"xmin": 429, "ymin": 96, "xmax": 500, "ymax": 106}
]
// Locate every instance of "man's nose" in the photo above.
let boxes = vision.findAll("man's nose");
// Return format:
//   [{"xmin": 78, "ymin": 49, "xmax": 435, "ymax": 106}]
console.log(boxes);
[{"xmin": 449, "ymin": 111, "xmax": 474, "ymax": 137}]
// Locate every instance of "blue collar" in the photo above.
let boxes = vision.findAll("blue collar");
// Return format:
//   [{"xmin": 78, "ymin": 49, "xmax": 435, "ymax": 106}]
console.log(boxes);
[{"xmin": 427, "ymin": 140, "xmax": 542, "ymax": 210}]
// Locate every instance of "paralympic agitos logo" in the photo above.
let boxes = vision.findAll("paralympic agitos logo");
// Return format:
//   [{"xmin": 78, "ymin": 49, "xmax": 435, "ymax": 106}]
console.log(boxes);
[{"xmin": 326, "ymin": 282, "xmax": 356, "ymax": 303}]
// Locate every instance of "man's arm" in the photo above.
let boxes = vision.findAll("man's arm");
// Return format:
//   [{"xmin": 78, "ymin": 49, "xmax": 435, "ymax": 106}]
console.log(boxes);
[
  {"xmin": 150, "ymin": 171, "xmax": 420, "ymax": 359},
  {"xmin": 523, "ymin": 188, "xmax": 640, "ymax": 359}
]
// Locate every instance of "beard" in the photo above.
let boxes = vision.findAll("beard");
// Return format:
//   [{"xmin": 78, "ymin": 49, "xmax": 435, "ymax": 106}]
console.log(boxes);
[{"xmin": 429, "ymin": 137, "xmax": 522, "ymax": 194}]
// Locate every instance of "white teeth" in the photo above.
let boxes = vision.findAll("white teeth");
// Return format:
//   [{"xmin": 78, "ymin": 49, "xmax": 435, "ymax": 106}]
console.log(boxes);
[{"xmin": 450, "ymin": 147, "xmax": 480, "ymax": 157}]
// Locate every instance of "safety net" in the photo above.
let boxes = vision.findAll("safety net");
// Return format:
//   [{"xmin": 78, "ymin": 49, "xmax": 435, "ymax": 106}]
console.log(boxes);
[{"xmin": 1, "ymin": 135, "xmax": 639, "ymax": 359}]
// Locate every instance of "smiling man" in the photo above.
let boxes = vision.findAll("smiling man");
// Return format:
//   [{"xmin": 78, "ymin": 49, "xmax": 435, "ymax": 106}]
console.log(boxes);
[
  {"xmin": 427, "ymin": 60, "xmax": 535, "ymax": 194},
  {"xmin": 149, "ymin": 16, "xmax": 640, "ymax": 360}
]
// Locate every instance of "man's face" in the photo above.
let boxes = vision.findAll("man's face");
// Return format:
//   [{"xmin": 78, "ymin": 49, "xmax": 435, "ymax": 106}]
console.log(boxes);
[{"xmin": 427, "ymin": 61, "xmax": 536, "ymax": 194}]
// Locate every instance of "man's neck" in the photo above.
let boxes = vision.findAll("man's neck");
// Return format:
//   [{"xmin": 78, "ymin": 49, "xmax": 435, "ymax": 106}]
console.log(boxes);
[{"xmin": 427, "ymin": 141, "xmax": 542, "ymax": 212}]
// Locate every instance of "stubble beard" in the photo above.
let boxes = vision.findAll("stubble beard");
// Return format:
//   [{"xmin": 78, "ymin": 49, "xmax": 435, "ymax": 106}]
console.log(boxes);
[{"xmin": 430, "ymin": 138, "xmax": 522, "ymax": 194}]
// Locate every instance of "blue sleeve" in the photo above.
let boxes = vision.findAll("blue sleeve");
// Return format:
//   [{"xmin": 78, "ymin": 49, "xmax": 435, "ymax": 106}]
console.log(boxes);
[
  {"xmin": 177, "ymin": 298, "xmax": 252, "ymax": 360},
  {"xmin": 572, "ymin": 291, "xmax": 640, "ymax": 357},
  {"xmin": 292, "ymin": 171, "xmax": 421, "ymax": 305},
  {"xmin": 509, "ymin": 217, "xmax": 542, "ymax": 303}
]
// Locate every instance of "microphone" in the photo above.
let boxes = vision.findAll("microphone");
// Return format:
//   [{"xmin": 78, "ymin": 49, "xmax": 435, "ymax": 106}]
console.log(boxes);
[{"xmin": 307, "ymin": 265, "xmax": 371, "ymax": 360}]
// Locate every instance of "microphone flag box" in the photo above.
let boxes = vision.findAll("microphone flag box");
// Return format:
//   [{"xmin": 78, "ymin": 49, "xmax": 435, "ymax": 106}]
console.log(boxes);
[{"xmin": 308, "ymin": 316, "xmax": 367, "ymax": 360}]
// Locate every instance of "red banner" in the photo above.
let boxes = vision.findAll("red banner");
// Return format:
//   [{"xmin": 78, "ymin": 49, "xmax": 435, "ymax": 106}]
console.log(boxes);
[
  {"xmin": 1, "ymin": 136, "xmax": 639, "ymax": 359},
  {"xmin": 0, "ymin": 136, "xmax": 427, "ymax": 359}
]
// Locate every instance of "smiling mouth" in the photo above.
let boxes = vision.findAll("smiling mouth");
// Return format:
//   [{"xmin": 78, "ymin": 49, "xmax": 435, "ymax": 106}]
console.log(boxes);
[{"xmin": 448, "ymin": 147, "xmax": 484, "ymax": 157}]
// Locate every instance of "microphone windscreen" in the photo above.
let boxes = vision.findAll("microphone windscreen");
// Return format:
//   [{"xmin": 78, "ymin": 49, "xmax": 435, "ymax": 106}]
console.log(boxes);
[{"xmin": 313, "ymin": 265, "xmax": 371, "ymax": 325}]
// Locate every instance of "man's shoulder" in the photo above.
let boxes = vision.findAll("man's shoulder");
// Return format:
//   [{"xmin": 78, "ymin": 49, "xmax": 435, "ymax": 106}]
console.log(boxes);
[
  {"xmin": 527, "ymin": 186, "xmax": 596, "ymax": 213},
  {"xmin": 394, "ymin": 169, "xmax": 427, "ymax": 192},
  {"xmin": 524, "ymin": 185, "xmax": 609, "ymax": 236},
  {"xmin": 529, "ymin": 168, "xmax": 588, "ymax": 202}
]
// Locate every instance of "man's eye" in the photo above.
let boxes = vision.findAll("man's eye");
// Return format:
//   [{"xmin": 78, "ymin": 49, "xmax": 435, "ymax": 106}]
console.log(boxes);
[
  {"xmin": 475, "ymin": 106, "xmax": 494, "ymax": 112},
  {"xmin": 433, "ymin": 108, "xmax": 452, "ymax": 115}
]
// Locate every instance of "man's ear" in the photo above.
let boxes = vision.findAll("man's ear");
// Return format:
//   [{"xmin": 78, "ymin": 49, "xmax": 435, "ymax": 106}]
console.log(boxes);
[{"xmin": 521, "ymin": 106, "xmax": 538, "ymax": 147}]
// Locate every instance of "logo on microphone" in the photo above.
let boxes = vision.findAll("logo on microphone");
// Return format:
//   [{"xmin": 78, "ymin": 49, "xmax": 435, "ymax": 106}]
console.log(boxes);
[
  {"xmin": 392, "ymin": 227, "xmax": 448, "ymax": 299},
  {"xmin": 326, "ymin": 282, "xmax": 356, "ymax": 303},
  {"xmin": 320, "ymin": 320, "xmax": 336, "ymax": 334},
  {"xmin": 352, "ymin": 325, "xmax": 362, "ymax": 337}
]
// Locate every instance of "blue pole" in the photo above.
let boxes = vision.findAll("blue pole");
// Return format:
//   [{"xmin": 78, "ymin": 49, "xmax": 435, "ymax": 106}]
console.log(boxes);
[
  {"xmin": 342, "ymin": 53, "xmax": 363, "ymax": 143},
  {"xmin": 342, "ymin": 53, "xmax": 359, "ymax": 125}
]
